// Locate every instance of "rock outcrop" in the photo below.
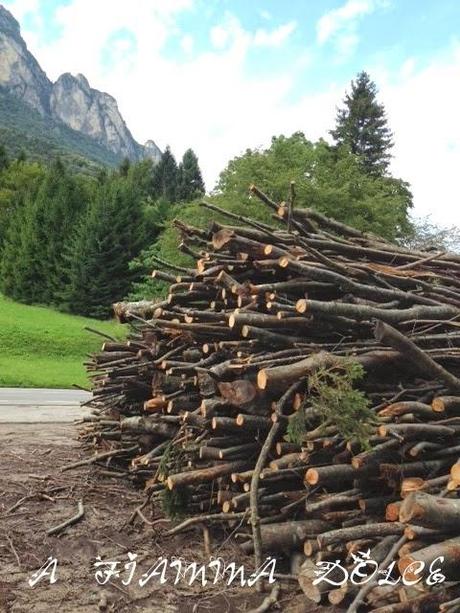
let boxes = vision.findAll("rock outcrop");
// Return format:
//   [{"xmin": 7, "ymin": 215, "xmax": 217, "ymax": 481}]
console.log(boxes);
[
  {"xmin": 0, "ymin": 5, "xmax": 51, "ymax": 115},
  {"xmin": 143, "ymin": 139, "xmax": 163, "ymax": 165},
  {"xmin": 50, "ymin": 73, "xmax": 143, "ymax": 160}
]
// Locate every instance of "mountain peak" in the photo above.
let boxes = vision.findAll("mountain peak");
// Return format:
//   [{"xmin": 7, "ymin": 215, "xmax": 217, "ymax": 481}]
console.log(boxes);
[
  {"xmin": 0, "ymin": 5, "xmax": 20, "ymax": 37},
  {"xmin": 75, "ymin": 73, "xmax": 90, "ymax": 89}
]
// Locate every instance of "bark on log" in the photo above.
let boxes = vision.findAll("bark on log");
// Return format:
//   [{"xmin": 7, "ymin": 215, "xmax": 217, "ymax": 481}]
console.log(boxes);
[
  {"xmin": 399, "ymin": 491, "xmax": 460, "ymax": 529},
  {"xmin": 374, "ymin": 320, "xmax": 460, "ymax": 393},
  {"xmin": 398, "ymin": 535, "xmax": 460, "ymax": 581},
  {"xmin": 167, "ymin": 461, "xmax": 250, "ymax": 489}
]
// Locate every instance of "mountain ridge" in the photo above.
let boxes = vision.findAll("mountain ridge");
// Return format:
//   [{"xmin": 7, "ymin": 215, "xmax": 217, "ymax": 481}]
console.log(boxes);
[{"xmin": 0, "ymin": 4, "xmax": 161, "ymax": 164}]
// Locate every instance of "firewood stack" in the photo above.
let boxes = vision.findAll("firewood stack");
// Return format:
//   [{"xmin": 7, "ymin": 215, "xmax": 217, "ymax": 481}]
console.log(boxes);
[{"xmin": 80, "ymin": 185, "xmax": 460, "ymax": 611}]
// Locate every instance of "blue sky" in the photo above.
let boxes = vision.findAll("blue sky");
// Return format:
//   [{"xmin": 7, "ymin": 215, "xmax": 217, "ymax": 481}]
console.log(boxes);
[{"xmin": 4, "ymin": 0, "xmax": 460, "ymax": 224}]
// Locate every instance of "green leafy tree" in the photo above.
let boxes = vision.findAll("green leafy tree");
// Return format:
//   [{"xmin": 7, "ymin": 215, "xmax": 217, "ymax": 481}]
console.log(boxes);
[
  {"xmin": 152, "ymin": 146, "xmax": 178, "ymax": 203},
  {"xmin": 216, "ymin": 132, "xmax": 412, "ymax": 240},
  {"xmin": 177, "ymin": 148, "xmax": 205, "ymax": 201},
  {"xmin": 330, "ymin": 71, "xmax": 393, "ymax": 175}
]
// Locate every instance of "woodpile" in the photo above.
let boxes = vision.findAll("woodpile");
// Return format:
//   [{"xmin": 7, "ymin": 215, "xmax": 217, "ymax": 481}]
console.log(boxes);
[{"xmin": 79, "ymin": 185, "xmax": 460, "ymax": 611}]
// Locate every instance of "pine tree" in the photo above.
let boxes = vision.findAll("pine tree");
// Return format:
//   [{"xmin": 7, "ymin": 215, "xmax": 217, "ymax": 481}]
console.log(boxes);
[
  {"xmin": 1, "ymin": 159, "xmax": 86, "ymax": 304},
  {"xmin": 330, "ymin": 71, "xmax": 393, "ymax": 175},
  {"xmin": 64, "ymin": 177, "xmax": 146, "ymax": 318},
  {"xmin": 118, "ymin": 157, "xmax": 131, "ymax": 177},
  {"xmin": 0, "ymin": 145, "xmax": 9, "ymax": 172},
  {"xmin": 0, "ymin": 203, "xmax": 29, "ymax": 300},
  {"xmin": 152, "ymin": 146, "xmax": 178, "ymax": 203},
  {"xmin": 177, "ymin": 148, "xmax": 205, "ymax": 201}
]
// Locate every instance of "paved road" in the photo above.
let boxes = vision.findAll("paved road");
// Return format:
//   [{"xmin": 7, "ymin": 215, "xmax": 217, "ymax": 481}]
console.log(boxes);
[{"xmin": 0, "ymin": 387, "xmax": 91, "ymax": 423}]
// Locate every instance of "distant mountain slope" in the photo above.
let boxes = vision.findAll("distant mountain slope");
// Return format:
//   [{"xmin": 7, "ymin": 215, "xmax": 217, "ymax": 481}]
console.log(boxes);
[
  {"xmin": 0, "ymin": 86, "xmax": 121, "ymax": 171},
  {"xmin": 0, "ymin": 4, "xmax": 162, "ymax": 165}
]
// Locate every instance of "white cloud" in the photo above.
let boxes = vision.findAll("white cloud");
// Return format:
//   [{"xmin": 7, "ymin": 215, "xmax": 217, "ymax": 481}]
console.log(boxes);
[
  {"xmin": 335, "ymin": 32, "xmax": 359, "ymax": 57},
  {"xmin": 381, "ymin": 43, "xmax": 460, "ymax": 225},
  {"xmin": 317, "ymin": 0, "xmax": 374, "ymax": 44},
  {"xmin": 259, "ymin": 10, "xmax": 272, "ymax": 21},
  {"xmin": 399, "ymin": 57, "xmax": 416, "ymax": 79},
  {"xmin": 11, "ymin": 0, "xmax": 193, "ymax": 81},
  {"xmin": 5, "ymin": 0, "xmax": 39, "ymax": 22},
  {"xmin": 316, "ymin": 0, "xmax": 388, "ymax": 60},
  {"xmin": 180, "ymin": 34, "xmax": 193, "ymax": 54},
  {"xmin": 210, "ymin": 15, "xmax": 296, "ymax": 52},
  {"xmin": 253, "ymin": 21, "xmax": 297, "ymax": 48},
  {"xmin": 210, "ymin": 24, "xmax": 230, "ymax": 49}
]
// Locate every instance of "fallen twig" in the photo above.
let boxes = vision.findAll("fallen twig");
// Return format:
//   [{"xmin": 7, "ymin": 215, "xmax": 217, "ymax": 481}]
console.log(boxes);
[
  {"xmin": 4, "ymin": 532, "xmax": 21, "ymax": 569},
  {"xmin": 47, "ymin": 499, "xmax": 85, "ymax": 536},
  {"xmin": 167, "ymin": 511, "xmax": 248, "ymax": 536},
  {"xmin": 61, "ymin": 446, "xmax": 138, "ymax": 472}
]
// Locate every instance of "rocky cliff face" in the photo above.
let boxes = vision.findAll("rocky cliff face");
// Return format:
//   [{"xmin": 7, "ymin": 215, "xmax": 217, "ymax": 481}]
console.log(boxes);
[
  {"xmin": 50, "ymin": 72, "xmax": 143, "ymax": 160},
  {"xmin": 0, "ymin": 6, "xmax": 51, "ymax": 115},
  {"xmin": 0, "ymin": 5, "xmax": 162, "ymax": 163}
]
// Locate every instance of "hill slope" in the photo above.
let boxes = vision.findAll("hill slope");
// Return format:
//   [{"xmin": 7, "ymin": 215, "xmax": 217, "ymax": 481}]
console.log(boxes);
[{"xmin": 0, "ymin": 294, "xmax": 124, "ymax": 388}]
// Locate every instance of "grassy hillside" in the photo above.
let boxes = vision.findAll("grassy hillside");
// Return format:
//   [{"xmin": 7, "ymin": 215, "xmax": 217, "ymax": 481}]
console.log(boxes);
[
  {"xmin": 0, "ymin": 294, "xmax": 125, "ymax": 388},
  {"xmin": 0, "ymin": 86, "xmax": 121, "ymax": 173}
]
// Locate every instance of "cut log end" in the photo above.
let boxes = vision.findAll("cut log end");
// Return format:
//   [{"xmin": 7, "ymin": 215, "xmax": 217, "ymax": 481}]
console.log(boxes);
[
  {"xmin": 385, "ymin": 501, "xmax": 401, "ymax": 522},
  {"xmin": 257, "ymin": 370, "xmax": 268, "ymax": 390},
  {"xmin": 305, "ymin": 469, "xmax": 319, "ymax": 485},
  {"xmin": 295, "ymin": 298, "xmax": 308, "ymax": 314},
  {"xmin": 432, "ymin": 397, "xmax": 445, "ymax": 412},
  {"xmin": 278, "ymin": 256, "xmax": 290, "ymax": 269}
]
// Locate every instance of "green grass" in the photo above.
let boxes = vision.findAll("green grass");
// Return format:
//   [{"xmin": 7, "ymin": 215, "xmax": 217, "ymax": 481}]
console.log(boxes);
[{"xmin": 0, "ymin": 294, "xmax": 125, "ymax": 388}]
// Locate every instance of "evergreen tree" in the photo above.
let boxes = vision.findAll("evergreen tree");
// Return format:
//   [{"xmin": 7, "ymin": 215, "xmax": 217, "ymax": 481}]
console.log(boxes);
[
  {"xmin": 330, "ymin": 71, "xmax": 393, "ymax": 175},
  {"xmin": 96, "ymin": 166, "xmax": 108, "ymax": 185},
  {"xmin": 0, "ymin": 203, "xmax": 30, "ymax": 301},
  {"xmin": 63, "ymin": 177, "xmax": 146, "ymax": 318},
  {"xmin": 176, "ymin": 164, "xmax": 184, "ymax": 201},
  {"xmin": 177, "ymin": 148, "xmax": 205, "ymax": 201},
  {"xmin": 0, "ymin": 145, "xmax": 9, "ymax": 172},
  {"xmin": 0, "ymin": 159, "xmax": 45, "ymax": 248},
  {"xmin": 118, "ymin": 157, "xmax": 131, "ymax": 177},
  {"xmin": 128, "ymin": 158, "xmax": 155, "ymax": 200},
  {"xmin": 0, "ymin": 159, "xmax": 86, "ymax": 304},
  {"xmin": 152, "ymin": 146, "xmax": 178, "ymax": 203}
]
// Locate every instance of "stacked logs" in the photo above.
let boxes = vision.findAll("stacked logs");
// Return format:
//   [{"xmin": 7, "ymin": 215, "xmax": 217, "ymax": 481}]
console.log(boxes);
[{"xmin": 79, "ymin": 185, "xmax": 460, "ymax": 611}]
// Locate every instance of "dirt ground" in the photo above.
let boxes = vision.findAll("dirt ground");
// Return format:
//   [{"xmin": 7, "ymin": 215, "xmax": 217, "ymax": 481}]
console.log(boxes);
[{"xmin": 0, "ymin": 423, "xmax": 329, "ymax": 613}]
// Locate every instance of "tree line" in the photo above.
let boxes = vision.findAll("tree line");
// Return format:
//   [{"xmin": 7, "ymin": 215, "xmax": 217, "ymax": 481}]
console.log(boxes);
[
  {"xmin": 0, "ymin": 71, "xmax": 456, "ymax": 318},
  {"xmin": 0, "ymin": 146, "xmax": 204, "ymax": 318}
]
